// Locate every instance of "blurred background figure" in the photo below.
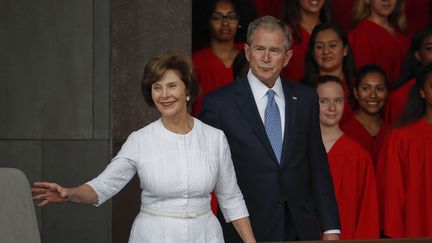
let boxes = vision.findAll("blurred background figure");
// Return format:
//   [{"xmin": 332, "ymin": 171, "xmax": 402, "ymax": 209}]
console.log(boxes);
[
  {"xmin": 280, "ymin": 0, "xmax": 331, "ymax": 82},
  {"xmin": 341, "ymin": 64, "xmax": 389, "ymax": 167},
  {"xmin": 315, "ymin": 75, "xmax": 379, "ymax": 240},
  {"xmin": 304, "ymin": 23, "xmax": 356, "ymax": 122},
  {"xmin": 385, "ymin": 25, "xmax": 432, "ymax": 124},
  {"xmin": 377, "ymin": 63, "xmax": 432, "ymax": 238},
  {"xmin": 349, "ymin": 0, "xmax": 410, "ymax": 88},
  {"xmin": 192, "ymin": 0, "xmax": 257, "ymax": 116}
]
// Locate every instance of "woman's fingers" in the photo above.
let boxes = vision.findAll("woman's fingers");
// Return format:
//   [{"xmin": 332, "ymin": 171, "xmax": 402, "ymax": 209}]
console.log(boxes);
[{"xmin": 31, "ymin": 188, "xmax": 48, "ymax": 194}]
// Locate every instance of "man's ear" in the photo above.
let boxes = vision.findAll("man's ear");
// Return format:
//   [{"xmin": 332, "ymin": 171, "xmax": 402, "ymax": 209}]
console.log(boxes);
[
  {"xmin": 415, "ymin": 50, "xmax": 421, "ymax": 63},
  {"xmin": 283, "ymin": 49, "xmax": 293, "ymax": 67}
]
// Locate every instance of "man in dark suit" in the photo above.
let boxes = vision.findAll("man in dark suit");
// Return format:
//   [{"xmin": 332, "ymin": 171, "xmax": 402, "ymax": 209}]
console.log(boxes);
[{"xmin": 199, "ymin": 16, "xmax": 340, "ymax": 242}]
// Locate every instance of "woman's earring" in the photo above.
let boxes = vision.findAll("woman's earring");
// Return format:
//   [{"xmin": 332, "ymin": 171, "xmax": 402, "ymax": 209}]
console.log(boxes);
[
  {"xmin": 186, "ymin": 96, "xmax": 190, "ymax": 101},
  {"xmin": 238, "ymin": 25, "xmax": 242, "ymax": 29}
]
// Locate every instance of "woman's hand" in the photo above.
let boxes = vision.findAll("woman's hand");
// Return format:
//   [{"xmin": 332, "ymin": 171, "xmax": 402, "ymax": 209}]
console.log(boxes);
[{"xmin": 32, "ymin": 182, "xmax": 68, "ymax": 207}]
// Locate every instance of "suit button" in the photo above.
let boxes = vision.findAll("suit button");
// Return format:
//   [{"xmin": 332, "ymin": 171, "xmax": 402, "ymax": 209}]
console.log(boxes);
[{"xmin": 277, "ymin": 202, "xmax": 284, "ymax": 208}]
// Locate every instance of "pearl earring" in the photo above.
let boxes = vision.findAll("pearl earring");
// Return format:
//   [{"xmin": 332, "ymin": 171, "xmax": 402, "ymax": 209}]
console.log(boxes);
[{"xmin": 186, "ymin": 96, "xmax": 190, "ymax": 101}]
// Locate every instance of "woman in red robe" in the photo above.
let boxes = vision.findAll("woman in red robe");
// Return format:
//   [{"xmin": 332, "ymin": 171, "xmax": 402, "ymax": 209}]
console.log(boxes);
[
  {"xmin": 377, "ymin": 63, "xmax": 432, "ymax": 238},
  {"xmin": 315, "ymin": 75, "xmax": 379, "ymax": 240},
  {"xmin": 385, "ymin": 26, "xmax": 432, "ymax": 124},
  {"xmin": 349, "ymin": 0, "xmax": 410, "ymax": 88},
  {"xmin": 280, "ymin": 0, "xmax": 331, "ymax": 82},
  {"xmin": 192, "ymin": 0, "xmax": 257, "ymax": 116},
  {"xmin": 304, "ymin": 23, "xmax": 356, "ymax": 122},
  {"xmin": 341, "ymin": 64, "xmax": 389, "ymax": 166}
]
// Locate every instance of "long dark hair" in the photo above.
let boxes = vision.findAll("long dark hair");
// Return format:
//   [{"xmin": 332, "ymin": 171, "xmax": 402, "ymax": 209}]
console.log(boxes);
[
  {"xmin": 304, "ymin": 23, "xmax": 355, "ymax": 104},
  {"xmin": 397, "ymin": 63, "xmax": 432, "ymax": 127},
  {"xmin": 393, "ymin": 26, "xmax": 432, "ymax": 90},
  {"xmin": 192, "ymin": 0, "xmax": 258, "ymax": 50},
  {"xmin": 280, "ymin": 0, "xmax": 331, "ymax": 43}
]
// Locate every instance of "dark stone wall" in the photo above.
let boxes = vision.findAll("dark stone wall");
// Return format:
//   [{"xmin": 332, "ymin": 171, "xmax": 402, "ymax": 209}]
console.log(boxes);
[
  {"xmin": 0, "ymin": 0, "xmax": 191, "ymax": 242},
  {"xmin": 111, "ymin": 0, "xmax": 191, "ymax": 241}
]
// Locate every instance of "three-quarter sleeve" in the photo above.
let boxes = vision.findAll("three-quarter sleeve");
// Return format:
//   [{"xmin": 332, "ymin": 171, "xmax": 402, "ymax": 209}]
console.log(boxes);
[
  {"xmin": 214, "ymin": 132, "xmax": 249, "ymax": 222},
  {"xmin": 86, "ymin": 132, "xmax": 139, "ymax": 206}
]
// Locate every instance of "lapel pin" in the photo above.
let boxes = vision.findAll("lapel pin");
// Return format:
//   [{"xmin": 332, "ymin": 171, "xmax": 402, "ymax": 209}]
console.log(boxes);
[{"xmin": 292, "ymin": 96, "xmax": 297, "ymax": 100}]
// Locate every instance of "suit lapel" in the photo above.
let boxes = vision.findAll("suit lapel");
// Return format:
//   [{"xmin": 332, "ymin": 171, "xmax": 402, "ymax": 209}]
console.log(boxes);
[
  {"xmin": 280, "ymin": 79, "xmax": 298, "ymax": 167},
  {"xmin": 233, "ymin": 78, "xmax": 279, "ymax": 165}
]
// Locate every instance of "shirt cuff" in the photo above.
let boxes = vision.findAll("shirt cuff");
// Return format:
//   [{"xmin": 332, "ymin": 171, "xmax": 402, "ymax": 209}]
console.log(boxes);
[{"xmin": 323, "ymin": 229, "xmax": 340, "ymax": 234}]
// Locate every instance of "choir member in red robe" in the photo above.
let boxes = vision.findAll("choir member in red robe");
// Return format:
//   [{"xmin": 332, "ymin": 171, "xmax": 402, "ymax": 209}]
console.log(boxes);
[
  {"xmin": 349, "ymin": 0, "xmax": 410, "ymax": 88},
  {"xmin": 192, "ymin": 0, "xmax": 257, "ymax": 116},
  {"xmin": 341, "ymin": 64, "xmax": 389, "ymax": 166},
  {"xmin": 315, "ymin": 75, "xmax": 379, "ymax": 240},
  {"xmin": 304, "ymin": 23, "xmax": 356, "ymax": 122},
  {"xmin": 281, "ymin": 0, "xmax": 330, "ymax": 82},
  {"xmin": 377, "ymin": 63, "xmax": 432, "ymax": 238},
  {"xmin": 280, "ymin": 0, "xmax": 331, "ymax": 82},
  {"xmin": 385, "ymin": 26, "xmax": 432, "ymax": 124}
]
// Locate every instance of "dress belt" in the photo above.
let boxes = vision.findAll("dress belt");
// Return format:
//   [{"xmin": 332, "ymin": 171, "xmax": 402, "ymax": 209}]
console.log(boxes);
[{"xmin": 141, "ymin": 206, "xmax": 211, "ymax": 219}]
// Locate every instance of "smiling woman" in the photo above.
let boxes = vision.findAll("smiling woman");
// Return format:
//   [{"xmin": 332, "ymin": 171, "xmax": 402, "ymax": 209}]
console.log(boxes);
[
  {"xmin": 32, "ymin": 52, "xmax": 256, "ymax": 243},
  {"xmin": 340, "ymin": 64, "xmax": 390, "ymax": 166},
  {"xmin": 315, "ymin": 75, "xmax": 379, "ymax": 240}
]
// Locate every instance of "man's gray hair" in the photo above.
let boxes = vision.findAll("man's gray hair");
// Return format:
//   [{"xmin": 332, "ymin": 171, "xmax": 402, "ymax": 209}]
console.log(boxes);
[{"xmin": 247, "ymin": 15, "xmax": 292, "ymax": 50}]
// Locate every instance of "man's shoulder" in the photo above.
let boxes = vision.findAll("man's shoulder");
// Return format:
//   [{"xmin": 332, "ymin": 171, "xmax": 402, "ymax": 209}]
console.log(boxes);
[
  {"xmin": 282, "ymin": 77, "xmax": 317, "ymax": 99},
  {"xmin": 206, "ymin": 78, "xmax": 244, "ymax": 98}
]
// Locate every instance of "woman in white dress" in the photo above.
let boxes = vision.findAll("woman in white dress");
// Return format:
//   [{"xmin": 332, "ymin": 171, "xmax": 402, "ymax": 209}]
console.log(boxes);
[{"xmin": 31, "ymin": 51, "xmax": 256, "ymax": 243}]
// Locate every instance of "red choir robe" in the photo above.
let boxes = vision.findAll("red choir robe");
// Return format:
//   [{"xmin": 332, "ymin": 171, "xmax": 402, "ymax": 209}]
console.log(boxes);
[
  {"xmin": 384, "ymin": 79, "xmax": 416, "ymax": 124},
  {"xmin": 251, "ymin": 0, "xmax": 284, "ymax": 17},
  {"xmin": 327, "ymin": 134, "xmax": 380, "ymax": 239},
  {"xmin": 192, "ymin": 44, "xmax": 243, "ymax": 116},
  {"xmin": 340, "ymin": 115, "xmax": 389, "ymax": 167},
  {"xmin": 330, "ymin": 0, "xmax": 356, "ymax": 32},
  {"xmin": 349, "ymin": 20, "xmax": 410, "ymax": 87},
  {"xmin": 406, "ymin": 0, "xmax": 432, "ymax": 37},
  {"xmin": 281, "ymin": 25, "xmax": 310, "ymax": 82},
  {"xmin": 376, "ymin": 117, "xmax": 432, "ymax": 238}
]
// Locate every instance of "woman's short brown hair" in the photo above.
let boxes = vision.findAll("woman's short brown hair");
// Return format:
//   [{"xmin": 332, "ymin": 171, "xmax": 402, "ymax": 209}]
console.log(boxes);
[{"xmin": 141, "ymin": 51, "xmax": 200, "ymax": 107}]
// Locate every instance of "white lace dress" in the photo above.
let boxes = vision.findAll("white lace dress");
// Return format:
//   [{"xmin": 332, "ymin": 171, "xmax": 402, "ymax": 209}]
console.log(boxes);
[{"xmin": 86, "ymin": 118, "xmax": 248, "ymax": 243}]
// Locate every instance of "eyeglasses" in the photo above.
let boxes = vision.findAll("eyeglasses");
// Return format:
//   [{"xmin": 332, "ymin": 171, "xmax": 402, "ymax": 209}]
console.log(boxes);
[{"xmin": 210, "ymin": 13, "xmax": 239, "ymax": 22}]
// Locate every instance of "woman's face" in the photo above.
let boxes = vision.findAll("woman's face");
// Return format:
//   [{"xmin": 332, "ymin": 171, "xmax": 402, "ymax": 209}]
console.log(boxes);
[
  {"xmin": 420, "ymin": 73, "xmax": 432, "ymax": 111},
  {"xmin": 299, "ymin": 0, "xmax": 325, "ymax": 15},
  {"xmin": 415, "ymin": 34, "xmax": 432, "ymax": 66},
  {"xmin": 151, "ymin": 69, "xmax": 189, "ymax": 119},
  {"xmin": 209, "ymin": 0, "xmax": 239, "ymax": 42},
  {"xmin": 367, "ymin": 0, "xmax": 397, "ymax": 18},
  {"xmin": 313, "ymin": 29, "xmax": 347, "ymax": 74},
  {"xmin": 354, "ymin": 72, "xmax": 388, "ymax": 115},
  {"xmin": 317, "ymin": 81, "xmax": 345, "ymax": 127}
]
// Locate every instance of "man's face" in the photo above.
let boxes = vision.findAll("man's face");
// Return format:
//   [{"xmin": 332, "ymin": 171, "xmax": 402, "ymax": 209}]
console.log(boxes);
[{"xmin": 244, "ymin": 27, "xmax": 292, "ymax": 87}]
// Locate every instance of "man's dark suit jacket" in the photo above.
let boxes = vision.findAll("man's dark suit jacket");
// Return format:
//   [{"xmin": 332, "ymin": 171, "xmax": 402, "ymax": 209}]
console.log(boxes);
[{"xmin": 199, "ymin": 77, "xmax": 340, "ymax": 242}]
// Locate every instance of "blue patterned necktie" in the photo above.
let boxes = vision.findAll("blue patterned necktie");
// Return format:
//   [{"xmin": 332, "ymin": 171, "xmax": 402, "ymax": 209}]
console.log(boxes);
[{"xmin": 264, "ymin": 89, "xmax": 282, "ymax": 163}]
